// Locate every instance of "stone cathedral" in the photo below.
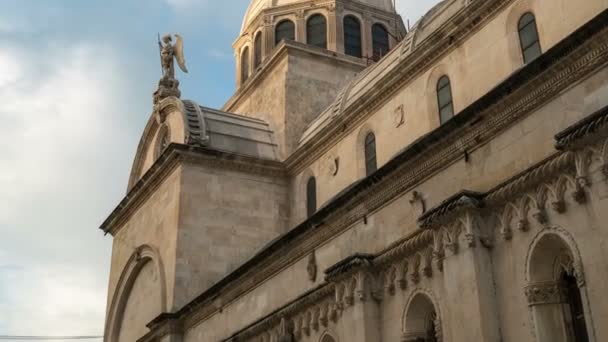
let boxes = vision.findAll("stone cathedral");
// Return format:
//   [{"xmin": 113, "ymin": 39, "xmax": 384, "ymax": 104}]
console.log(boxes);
[{"xmin": 100, "ymin": 0, "xmax": 608, "ymax": 341}]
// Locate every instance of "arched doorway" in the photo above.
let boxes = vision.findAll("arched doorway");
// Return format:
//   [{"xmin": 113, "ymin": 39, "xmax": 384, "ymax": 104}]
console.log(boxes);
[
  {"xmin": 526, "ymin": 232, "xmax": 592, "ymax": 342},
  {"xmin": 403, "ymin": 293, "xmax": 440, "ymax": 342}
]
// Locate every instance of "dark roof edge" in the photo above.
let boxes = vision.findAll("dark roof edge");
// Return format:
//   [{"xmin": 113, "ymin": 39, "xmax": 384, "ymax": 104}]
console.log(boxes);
[{"xmin": 555, "ymin": 104, "xmax": 608, "ymax": 150}]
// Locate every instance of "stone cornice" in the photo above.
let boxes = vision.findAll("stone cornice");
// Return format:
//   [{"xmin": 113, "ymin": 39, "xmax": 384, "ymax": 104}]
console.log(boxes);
[
  {"xmin": 221, "ymin": 284, "xmax": 334, "ymax": 342},
  {"xmin": 555, "ymin": 104, "xmax": 608, "ymax": 150},
  {"xmin": 324, "ymin": 253, "xmax": 374, "ymax": 281},
  {"xmin": 144, "ymin": 10, "xmax": 608, "ymax": 338},
  {"xmin": 284, "ymin": 0, "xmax": 515, "ymax": 174},
  {"xmin": 418, "ymin": 191, "xmax": 485, "ymax": 229},
  {"xmin": 100, "ymin": 144, "xmax": 286, "ymax": 236}
]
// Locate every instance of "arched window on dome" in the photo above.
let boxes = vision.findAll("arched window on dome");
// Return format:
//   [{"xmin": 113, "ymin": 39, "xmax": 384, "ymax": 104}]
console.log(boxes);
[
  {"xmin": 364, "ymin": 132, "xmax": 377, "ymax": 176},
  {"xmin": 518, "ymin": 12, "xmax": 542, "ymax": 64},
  {"xmin": 307, "ymin": 14, "xmax": 327, "ymax": 49},
  {"xmin": 343, "ymin": 15, "xmax": 362, "ymax": 58},
  {"xmin": 306, "ymin": 176, "xmax": 317, "ymax": 218},
  {"xmin": 275, "ymin": 20, "xmax": 295, "ymax": 46},
  {"xmin": 436, "ymin": 75, "xmax": 454, "ymax": 125},
  {"xmin": 254, "ymin": 32, "xmax": 263, "ymax": 69},
  {"xmin": 372, "ymin": 23, "xmax": 389, "ymax": 61},
  {"xmin": 241, "ymin": 46, "xmax": 250, "ymax": 84}
]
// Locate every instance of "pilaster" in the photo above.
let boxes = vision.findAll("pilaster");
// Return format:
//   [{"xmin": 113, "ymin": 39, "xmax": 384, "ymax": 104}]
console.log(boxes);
[{"xmin": 441, "ymin": 211, "xmax": 501, "ymax": 342}]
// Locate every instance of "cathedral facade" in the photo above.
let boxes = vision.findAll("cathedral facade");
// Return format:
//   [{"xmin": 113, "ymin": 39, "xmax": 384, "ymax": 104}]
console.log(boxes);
[{"xmin": 100, "ymin": 0, "xmax": 608, "ymax": 341}]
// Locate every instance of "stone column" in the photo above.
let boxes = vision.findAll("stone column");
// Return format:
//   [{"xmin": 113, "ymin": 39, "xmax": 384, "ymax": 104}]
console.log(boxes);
[
  {"xmin": 525, "ymin": 281, "xmax": 571, "ymax": 342},
  {"xmin": 264, "ymin": 16, "xmax": 275, "ymax": 59},
  {"xmin": 234, "ymin": 51, "xmax": 242, "ymax": 88},
  {"xmin": 362, "ymin": 13, "xmax": 373, "ymax": 60},
  {"xmin": 296, "ymin": 10, "xmax": 306, "ymax": 43},
  {"xmin": 338, "ymin": 270, "xmax": 382, "ymax": 342},
  {"xmin": 335, "ymin": 5, "xmax": 345, "ymax": 54},
  {"xmin": 327, "ymin": 4, "xmax": 338, "ymax": 52},
  {"xmin": 441, "ymin": 212, "xmax": 502, "ymax": 342}
]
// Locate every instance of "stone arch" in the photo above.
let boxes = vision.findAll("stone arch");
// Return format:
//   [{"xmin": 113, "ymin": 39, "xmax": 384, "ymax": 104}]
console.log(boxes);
[
  {"xmin": 402, "ymin": 289, "xmax": 442, "ymax": 342},
  {"xmin": 319, "ymin": 331, "xmax": 337, "ymax": 342},
  {"xmin": 524, "ymin": 226, "xmax": 595, "ymax": 342},
  {"xmin": 105, "ymin": 245, "xmax": 167, "ymax": 342},
  {"xmin": 127, "ymin": 97, "xmax": 187, "ymax": 190}
]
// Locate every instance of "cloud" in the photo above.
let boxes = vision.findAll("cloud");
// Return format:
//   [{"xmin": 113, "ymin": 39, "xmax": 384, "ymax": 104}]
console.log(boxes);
[{"xmin": 0, "ymin": 42, "xmax": 133, "ymax": 338}]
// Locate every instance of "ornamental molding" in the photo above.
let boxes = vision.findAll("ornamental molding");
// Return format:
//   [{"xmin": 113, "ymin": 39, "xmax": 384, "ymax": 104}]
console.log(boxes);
[{"xmin": 524, "ymin": 281, "xmax": 568, "ymax": 306}]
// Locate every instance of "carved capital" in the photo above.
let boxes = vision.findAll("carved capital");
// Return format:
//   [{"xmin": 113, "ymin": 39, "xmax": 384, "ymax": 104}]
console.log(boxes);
[{"xmin": 525, "ymin": 282, "xmax": 568, "ymax": 306}]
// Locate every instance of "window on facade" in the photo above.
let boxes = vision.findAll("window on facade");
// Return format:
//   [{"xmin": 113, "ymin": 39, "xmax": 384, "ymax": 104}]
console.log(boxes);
[
  {"xmin": 306, "ymin": 177, "xmax": 317, "ymax": 218},
  {"xmin": 372, "ymin": 23, "xmax": 390, "ymax": 61},
  {"xmin": 344, "ymin": 15, "xmax": 362, "ymax": 58},
  {"xmin": 436, "ymin": 76, "xmax": 454, "ymax": 124},
  {"xmin": 275, "ymin": 20, "xmax": 295, "ymax": 46},
  {"xmin": 365, "ymin": 133, "xmax": 377, "ymax": 176},
  {"xmin": 306, "ymin": 14, "xmax": 327, "ymax": 49},
  {"xmin": 518, "ymin": 12, "xmax": 542, "ymax": 64},
  {"xmin": 241, "ymin": 47, "xmax": 250, "ymax": 83},
  {"xmin": 254, "ymin": 32, "xmax": 262, "ymax": 69},
  {"xmin": 562, "ymin": 272, "xmax": 590, "ymax": 342}
]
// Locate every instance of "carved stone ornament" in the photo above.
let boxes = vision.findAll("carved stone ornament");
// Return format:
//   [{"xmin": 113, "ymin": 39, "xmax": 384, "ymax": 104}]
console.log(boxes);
[
  {"xmin": 524, "ymin": 282, "xmax": 568, "ymax": 306},
  {"xmin": 307, "ymin": 251, "xmax": 317, "ymax": 282},
  {"xmin": 327, "ymin": 156, "xmax": 340, "ymax": 176},
  {"xmin": 154, "ymin": 33, "xmax": 188, "ymax": 106},
  {"xmin": 394, "ymin": 105, "xmax": 405, "ymax": 127}
]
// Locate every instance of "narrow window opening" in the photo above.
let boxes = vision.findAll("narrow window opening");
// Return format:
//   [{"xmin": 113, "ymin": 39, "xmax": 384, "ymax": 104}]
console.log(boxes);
[
  {"xmin": 307, "ymin": 14, "xmax": 327, "ymax": 49},
  {"xmin": 254, "ymin": 32, "xmax": 262, "ymax": 69},
  {"xmin": 306, "ymin": 177, "xmax": 317, "ymax": 218},
  {"xmin": 275, "ymin": 20, "xmax": 295, "ymax": 46},
  {"xmin": 344, "ymin": 16, "xmax": 362, "ymax": 57},
  {"xmin": 372, "ymin": 23, "xmax": 390, "ymax": 61},
  {"xmin": 436, "ymin": 76, "xmax": 454, "ymax": 124},
  {"xmin": 365, "ymin": 133, "xmax": 377, "ymax": 176},
  {"xmin": 240, "ymin": 47, "xmax": 250, "ymax": 83},
  {"xmin": 518, "ymin": 12, "xmax": 542, "ymax": 64}
]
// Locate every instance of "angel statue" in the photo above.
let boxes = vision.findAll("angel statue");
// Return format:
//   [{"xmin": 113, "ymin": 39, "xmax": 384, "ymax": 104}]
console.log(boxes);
[{"xmin": 159, "ymin": 34, "xmax": 188, "ymax": 80}]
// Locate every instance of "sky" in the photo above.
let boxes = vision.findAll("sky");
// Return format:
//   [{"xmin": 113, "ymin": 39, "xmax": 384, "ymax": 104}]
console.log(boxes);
[{"xmin": 0, "ymin": 0, "xmax": 440, "ymax": 340}]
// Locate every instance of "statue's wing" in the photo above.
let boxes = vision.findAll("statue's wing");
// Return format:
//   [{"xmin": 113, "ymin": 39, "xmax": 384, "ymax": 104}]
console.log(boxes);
[{"xmin": 174, "ymin": 34, "xmax": 188, "ymax": 73}]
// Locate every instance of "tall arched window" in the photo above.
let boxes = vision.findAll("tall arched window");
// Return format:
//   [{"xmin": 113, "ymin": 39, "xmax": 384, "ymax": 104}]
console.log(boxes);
[
  {"xmin": 404, "ymin": 293, "xmax": 440, "ymax": 342},
  {"xmin": 436, "ymin": 76, "xmax": 454, "ymax": 124},
  {"xmin": 275, "ymin": 20, "xmax": 295, "ymax": 46},
  {"xmin": 306, "ymin": 177, "xmax": 317, "ymax": 218},
  {"xmin": 518, "ymin": 12, "xmax": 542, "ymax": 64},
  {"xmin": 254, "ymin": 32, "xmax": 262, "ymax": 69},
  {"xmin": 372, "ymin": 23, "xmax": 389, "ymax": 61},
  {"xmin": 527, "ymin": 233, "xmax": 591, "ymax": 342},
  {"xmin": 365, "ymin": 133, "xmax": 377, "ymax": 176},
  {"xmin": 344, "ymin": 15, "xmax": 362, "ymax": 58},
  {"xmin": 307, "ymin": 14, "xmax": 327, "ymax": 49},
  {"xmin": 241, "ymin": 47, "xmax": 250, "ymax": 83}
]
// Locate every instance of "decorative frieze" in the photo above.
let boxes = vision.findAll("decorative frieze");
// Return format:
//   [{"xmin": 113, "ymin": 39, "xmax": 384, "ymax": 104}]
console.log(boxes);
[{"xmin": 525, "ymin": 282, "xmax": 568, "ymax": 306}]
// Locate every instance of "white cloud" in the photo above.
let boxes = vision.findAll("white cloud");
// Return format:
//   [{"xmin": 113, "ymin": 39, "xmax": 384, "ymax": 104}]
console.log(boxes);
[{"xmin": 0, "ymin": 43, "xmax": 133, "ymax": 337}]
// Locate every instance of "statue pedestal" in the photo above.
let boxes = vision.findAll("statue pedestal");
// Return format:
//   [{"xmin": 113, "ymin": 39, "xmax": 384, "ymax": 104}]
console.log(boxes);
[{"xmin": 153, "ymin": 76, "xmax": 181, "ymax": 105}]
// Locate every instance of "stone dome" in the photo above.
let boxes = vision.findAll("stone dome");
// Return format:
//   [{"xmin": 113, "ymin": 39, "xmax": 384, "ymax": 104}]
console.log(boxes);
[{"xmin": 241, "ymin": 0, "xmax": 396, "ymax": 33}]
